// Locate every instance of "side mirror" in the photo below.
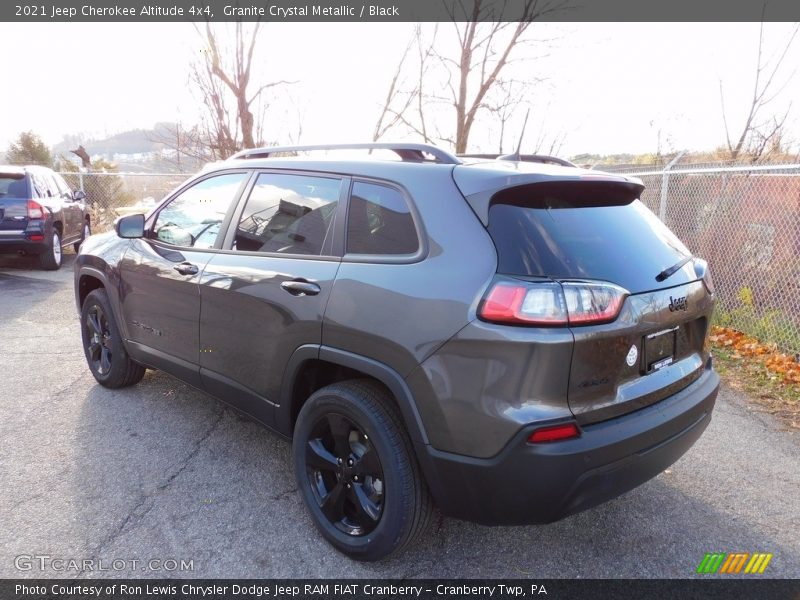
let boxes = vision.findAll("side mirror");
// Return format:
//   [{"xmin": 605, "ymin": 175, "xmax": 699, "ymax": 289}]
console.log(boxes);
[
  {"xmin": 115, "ymin": 214, "xmax": 145, "ymax": 239},
  {"xmin": 72, "ymin": 190, "xmax": 86, "ymax": 201}
]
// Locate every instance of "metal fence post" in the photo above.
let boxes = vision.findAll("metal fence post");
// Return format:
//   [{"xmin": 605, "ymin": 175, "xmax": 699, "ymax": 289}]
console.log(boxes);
[
  {"xmin": 78, "ymin": 169, "xmax": 85, "ymax": 192},
  {"xmin": 659, "ymin": 151, "xmax": 686, "ymax": 222}
]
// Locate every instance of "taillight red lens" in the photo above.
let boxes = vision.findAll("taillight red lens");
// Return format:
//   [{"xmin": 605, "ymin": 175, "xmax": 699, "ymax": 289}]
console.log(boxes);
[
  {"xmin": 528, "ymin": 423, "xmax": 580, "ymax": 443},
  {"xmin": 479, "ymin": 280, "xmax": 627, "ymax": 326},
  {"xmin": 480, "ymin": 282, "xmax": 567, "ymax": 325},
  {"xmin": 27, "ymin": 200, "xmax": 45, "ymax": 219},
  {"xmin": 29, "ymin": 234, "xmax": 44, "ymax": 242},
  {"xmin": 561, "ymin": 281, "xmax": 628, "ymax": 325}
]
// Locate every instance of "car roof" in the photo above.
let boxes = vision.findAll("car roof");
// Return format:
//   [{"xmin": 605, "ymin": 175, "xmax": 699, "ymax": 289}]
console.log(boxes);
[
  {"xmin": 0, "ymin": 165, "xmax": 27, "ymax": 176},
  {"xmin": 204, "ymin": 144, "xmax": 642, "ymax": 205},
  {"xmin": 0, "ymin": 165, "xmax": 55, "ymax": 175},
  {"xmin": 211, "ymin": 156, "xmax": 459, "ymax": 184}
]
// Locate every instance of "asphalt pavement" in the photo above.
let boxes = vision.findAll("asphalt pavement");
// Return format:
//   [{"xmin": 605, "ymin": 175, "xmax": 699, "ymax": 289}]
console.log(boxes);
[{"xmin": 0, "ymin": 252, "xmax": 798, "ymax": 579}]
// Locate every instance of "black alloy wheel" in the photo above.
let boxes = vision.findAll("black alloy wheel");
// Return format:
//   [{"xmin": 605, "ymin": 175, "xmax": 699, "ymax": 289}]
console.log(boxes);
[
  {"xmin": 80, "ymin": 289, "xmax": 146, "ymax": 388},
  {"xmin": 306, "ymin": 412, "xmax": 384, "ymax": 536},
  {"xmin": 293, "ymin": 380, "xmax": 432, "ymax": 561},
  {"xmin": 85, "ymin": 303, "xmax": 113, "ymax": 376}
]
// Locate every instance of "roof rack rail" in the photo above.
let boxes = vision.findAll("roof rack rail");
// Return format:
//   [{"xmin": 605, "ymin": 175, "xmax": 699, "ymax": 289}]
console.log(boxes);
[
  {"xmin": 459, "ymin": 153, "xmax": 576, "ymax": 168},
  {"xmin": 230, "ymin": 143, "xmax": 462, "ymax": 165}
]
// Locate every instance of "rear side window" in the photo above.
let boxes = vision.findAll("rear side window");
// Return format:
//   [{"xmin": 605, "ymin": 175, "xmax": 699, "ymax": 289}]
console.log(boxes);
[
  {"xmin": 31, "ymin": 173, "xmax": 57, "ymax": 198},
  {"xmin": 487, "ymin": 181, "xmax": 692, "ymax": 293},
  {"xmin": 233, "ymin": 172, "xmax": 341, "ymax": 256},
  {"xmin": 0, "ymin": 175, "xmax": 28, "ymax": 198},
  {"xmin": 346, "ymin": 181, "xmax": 418, "ymax": 255}
]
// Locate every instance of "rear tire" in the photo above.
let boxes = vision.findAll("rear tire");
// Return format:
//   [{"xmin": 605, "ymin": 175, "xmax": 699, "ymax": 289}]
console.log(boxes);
[
  {"xmin": 74, "ymin": 221, "xmax": 91, "ymax": 253},
  {"xmin": 293, "ymin": 380, "xmax": 432, "ymax": 561},
  {"xmin": 39, "ymin": 231, "xmax": 62, "ymax": 270},
  {"xmin": 81, "ymin": 289, "xmax": 145, "ymax": 388}
]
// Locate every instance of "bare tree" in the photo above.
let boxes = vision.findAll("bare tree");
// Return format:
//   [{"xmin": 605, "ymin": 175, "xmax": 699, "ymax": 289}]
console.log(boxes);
[
  {"xmin": 374, "ymin": 1, "xmax": 561, "ymax": 153},
  {"xmin": 373, "ymin": 25, "xmax": 441, "ymax": 143},
  {"xmin": 445, "ymin": 1, "xmax": 549, "ymax": 153},
  {"xmin": 71, "ymin": 145, "xmax": 91, "ymax": 168},
  {"xmin": 148, "ymin": 121, "xmax": 214, "ymax": 170},
  {"xmin": 720, "ymin": 18, "xmax": 799, "ymax": 162},
  {"xmin": 161, "ymin": 23, "xmax": 297, "ymax": 162},
  {"xmin": 373, "ymin": 33, "xmax": 417, "ymax": 142}
]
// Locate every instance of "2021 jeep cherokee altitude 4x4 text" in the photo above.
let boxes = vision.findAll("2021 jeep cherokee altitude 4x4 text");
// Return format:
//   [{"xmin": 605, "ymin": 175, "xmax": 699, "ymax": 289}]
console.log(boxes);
[{"xmin": 74, "ymin": 143, "xmax": 719, "ymax": 561}]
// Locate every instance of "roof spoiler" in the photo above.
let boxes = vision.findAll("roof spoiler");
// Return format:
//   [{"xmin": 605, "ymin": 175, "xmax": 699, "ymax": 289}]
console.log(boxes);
[
  {"xmin": 458, "ymin": 153, "xmax": 576, "ymax": 168},
  {"xmin": 455, "ymin": 172, "xmax": 645, "ymax": 226}
]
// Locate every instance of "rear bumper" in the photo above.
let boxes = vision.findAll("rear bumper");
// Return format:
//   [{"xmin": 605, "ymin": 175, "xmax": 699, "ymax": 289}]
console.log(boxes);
[
  {"xmin": 0, "ymin": 222, "xmax": 51, "ymax": 254},
  {"xmin": 423, "ymin": 360, "xmax": 719, "ymax": 525},
  {"xmin": 0, "ymin": 236, "xmax": 49, "ymax": 254}
]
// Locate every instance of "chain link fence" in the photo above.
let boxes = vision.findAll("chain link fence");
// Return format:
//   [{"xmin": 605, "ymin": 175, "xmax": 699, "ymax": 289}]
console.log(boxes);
[
  {"xmin": 604, "ymin": 162, "xmax": 800, "ymax": 355},
  {"xmin": 60, "ymin": 171, "xmax": 189, "ymax": 233},
  {"xmin": 64, "ymin": 163, "xmax": 800, "ymax": 355}
]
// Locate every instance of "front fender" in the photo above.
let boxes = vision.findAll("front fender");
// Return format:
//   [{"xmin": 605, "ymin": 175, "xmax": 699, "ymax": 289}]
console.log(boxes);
[{"xmin": 74, "ymin": 235, "xmax": 130, "ymax": 340}]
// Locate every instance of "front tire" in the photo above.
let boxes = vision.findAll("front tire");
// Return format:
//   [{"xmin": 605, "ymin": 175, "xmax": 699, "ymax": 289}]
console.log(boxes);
[
  {"xmin": 74, "ymin": 221, "xmax": 91, "ymax": 253},
  {"xmin": 293, "ymin": 380, "xmax": 432, "ymax": 561},
  {"xmin": 81, "ymin": 289, "xmax": 145, "ymax": 388},
  {"xmin": 39, "ymin": 230, "xmax": 62, "ymax": 270}
]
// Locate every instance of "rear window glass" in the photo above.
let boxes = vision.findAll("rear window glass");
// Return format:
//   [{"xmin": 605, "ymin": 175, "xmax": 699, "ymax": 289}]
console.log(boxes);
[
  {"xmin": 346, "ymin": 182, "xmax": 418, "ymax": 255},
  {"xmin": 0, "ymin": 175, "xmax": 28, "ymax": 198},
  {"xmin": 488, "ymin": 182, "xmax": 692, "ymax": 293}
]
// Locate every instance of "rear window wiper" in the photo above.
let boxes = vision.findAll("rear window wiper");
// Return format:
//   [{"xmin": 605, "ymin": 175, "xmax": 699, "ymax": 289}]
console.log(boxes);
[{"xmin": 655, "ymin": 255, "xmax": 693, "ymax": 282}]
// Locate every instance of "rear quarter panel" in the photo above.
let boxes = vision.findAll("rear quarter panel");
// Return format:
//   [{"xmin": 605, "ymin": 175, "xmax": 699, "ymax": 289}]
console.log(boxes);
[{"xmin": 322, "ymin": 170, "xmax": 498, "ymax": 435}]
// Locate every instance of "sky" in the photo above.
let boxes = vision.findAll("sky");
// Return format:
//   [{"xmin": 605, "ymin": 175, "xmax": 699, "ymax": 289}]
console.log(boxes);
[{"xmin": 0, "ymin": 21, "xmax": 798, "ymax": 158}]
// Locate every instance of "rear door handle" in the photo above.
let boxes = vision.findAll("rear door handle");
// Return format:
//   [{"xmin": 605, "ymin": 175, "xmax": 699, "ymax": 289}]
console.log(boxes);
[
  {"xmin": 281, "ymin": 280, "xmax": 321, "ymax": 296},
  {"xmin": 173, "ymin": 262, "xmax": 199, "ymax": 276}
]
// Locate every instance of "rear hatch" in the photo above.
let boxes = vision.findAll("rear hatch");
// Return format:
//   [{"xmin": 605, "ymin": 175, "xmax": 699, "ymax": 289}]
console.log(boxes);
[
  {"xmin": 456, "ymin": 167, "xmax": 714, "ymax": 425},
  {"xmin": 0, "ymin": 171, "xmax": 31, "ymax": 234}
]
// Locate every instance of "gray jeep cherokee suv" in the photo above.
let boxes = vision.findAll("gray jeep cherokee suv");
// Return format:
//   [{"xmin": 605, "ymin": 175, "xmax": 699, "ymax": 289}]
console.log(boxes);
[{"xmin": 74, "ymin": 143, "xmax": 719, "ymax": 561}]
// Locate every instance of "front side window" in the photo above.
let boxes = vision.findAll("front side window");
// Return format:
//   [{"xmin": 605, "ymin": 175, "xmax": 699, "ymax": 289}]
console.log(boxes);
[
  {"xmin": 233, "ymin": 172, "xmax": 341, "ymax": 256},
  {"xmin": 346, "ymin": 182, "xmax": 418, "ymax": 255},
  {"xmin": 53, "ymin": 173, "xmax": 73, "ymax": 199},
  {"xmin": 153, "ymin": 172, "xmax": 247, "ymax": 249}
]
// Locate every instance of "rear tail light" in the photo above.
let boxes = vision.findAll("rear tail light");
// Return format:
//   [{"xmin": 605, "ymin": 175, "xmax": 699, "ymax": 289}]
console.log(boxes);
[
  {"xmin": 480, "ymin": 282, "xmax": 567, "ymax": 325},
  {"xmin": 693, "ymin": 258, "xmax": 714, "ymax": 294},
  {"xmin": 27, "ymin": 200, "xmax": 45, "ymax": 220},
  {"xmin": 479, "ymin": 279, "xmax": 627, "ymax": 326},
  {"xmin": 561, "ymin": 282, "xmax": 628, "ymax": 325},
  {"xmin": 528, "ymin": 422, "xmax": 580, "ymax": 443},
  {"xmin": 29, "ymin": 234, "xmax": 44, "ymax": 242}
]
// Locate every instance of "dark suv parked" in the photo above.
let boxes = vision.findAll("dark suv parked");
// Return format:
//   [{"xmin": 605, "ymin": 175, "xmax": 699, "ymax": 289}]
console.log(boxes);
[
  {"xmin": 0, "ymin": 165, "xmax": 91, "ymax": 269},
  {"xmin": 74, "ymin": 143, "xmax": 719, "ymax": 560}
]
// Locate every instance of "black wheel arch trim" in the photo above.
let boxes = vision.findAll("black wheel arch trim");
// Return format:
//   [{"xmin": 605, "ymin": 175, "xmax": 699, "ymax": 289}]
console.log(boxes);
[
  {"xmin": 278, "ymin": 345, "xmax": 451, "ymax": 507},
  {"xmin": 75, "ymin": 265, "xmax": 130, "ymax": 341},
  {"xmin": 278, "ymin": 345, "xmax": 429, "ymax": 445}
]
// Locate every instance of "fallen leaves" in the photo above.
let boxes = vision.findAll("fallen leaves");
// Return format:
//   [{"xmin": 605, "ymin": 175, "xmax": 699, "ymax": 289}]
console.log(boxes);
[{"xmin": 710, "ymin": 326, "xmax": 800, "ymax": 385}]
